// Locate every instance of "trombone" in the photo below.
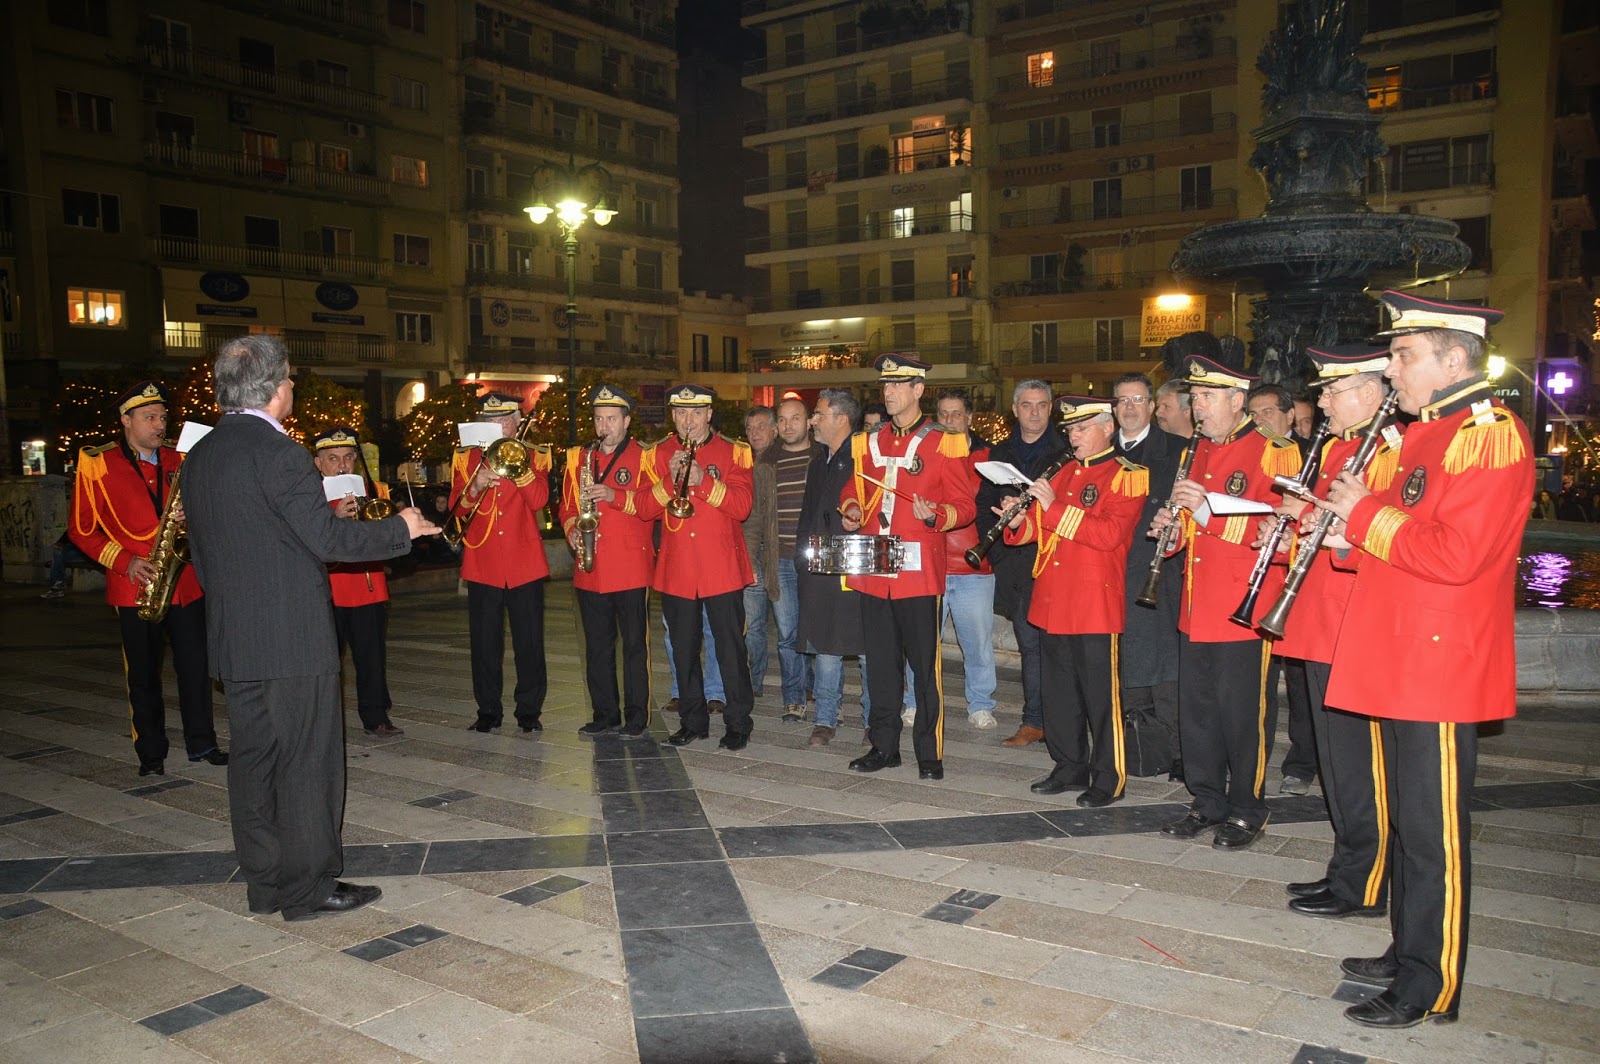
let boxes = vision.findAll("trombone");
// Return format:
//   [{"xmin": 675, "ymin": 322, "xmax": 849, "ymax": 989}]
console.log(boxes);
[{"xmin": 443, "ymin": 411, "xmax": 537, "ymax": 546}]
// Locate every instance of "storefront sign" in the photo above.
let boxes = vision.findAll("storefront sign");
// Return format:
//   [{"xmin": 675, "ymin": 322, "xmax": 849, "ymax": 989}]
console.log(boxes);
[{"xmin": 1139, "ymin": 296, "xmax": 1207, "ymax": 347}]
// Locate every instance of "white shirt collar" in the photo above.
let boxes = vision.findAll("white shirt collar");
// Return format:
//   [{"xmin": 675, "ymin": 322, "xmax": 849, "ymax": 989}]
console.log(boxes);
[{"xmin": 1118, "ymin": 424, "xmax": 1151, "ymax": 449}]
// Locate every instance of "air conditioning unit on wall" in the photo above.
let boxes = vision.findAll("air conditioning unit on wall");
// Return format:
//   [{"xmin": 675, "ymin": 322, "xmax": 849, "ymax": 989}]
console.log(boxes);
[
  {"xmin": 1001, "ymin": 186, "xmax": 1021, "ymax": 199},
  {"xmin": 345, "ymin": 121, "xmax": 368, "ymax": 138}
]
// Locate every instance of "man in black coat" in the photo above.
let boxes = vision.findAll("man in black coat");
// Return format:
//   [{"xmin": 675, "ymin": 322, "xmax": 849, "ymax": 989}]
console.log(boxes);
[
  {"xmin": 1113, "ymin": 373, "xmax": 1185, "ymax": 776},
  {"xmin": 975, "ymin": 380, "xmax": 1067, "ymax": 748},
  {"xmin": 184, "ymin": 335, "xmax": 437, "ymax": 921},
  {"xmin": 795, "ymin": 388, "xmax": 869, "ymax": 746}
]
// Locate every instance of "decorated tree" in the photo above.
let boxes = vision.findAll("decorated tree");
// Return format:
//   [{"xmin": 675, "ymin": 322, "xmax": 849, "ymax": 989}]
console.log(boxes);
[
  {"xmin": 402, "ymin": 381, "xmax": 483, "ymax": 463},
  {"xmin": 174, "ymin": 360, "xmax": 217, "ymax": 425},
  {"xmin": 51, "ymin": 364, "xmax": 165, "ymax": 462},
  {"xmin": 282, "ymin": 374, "xmax": 368, "ymax": 447}
]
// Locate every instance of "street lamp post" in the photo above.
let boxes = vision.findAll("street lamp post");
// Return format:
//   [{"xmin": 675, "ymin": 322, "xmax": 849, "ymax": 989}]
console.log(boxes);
[{"xmin": 525, "ymin": 155, "xmax": 616, "ymax": 446}]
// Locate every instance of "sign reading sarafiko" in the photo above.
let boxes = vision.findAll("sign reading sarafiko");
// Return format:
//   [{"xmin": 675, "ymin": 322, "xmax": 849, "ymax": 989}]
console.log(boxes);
[{"xmin": 1139, "ymin": 297, "xmax": 1207, "ymax": 347}]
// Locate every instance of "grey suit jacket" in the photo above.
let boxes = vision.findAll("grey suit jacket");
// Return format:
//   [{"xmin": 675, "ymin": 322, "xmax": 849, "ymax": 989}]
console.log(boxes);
[{"xmin": 183, "ymin": 412, "xmax": 412, "ymax": 681}]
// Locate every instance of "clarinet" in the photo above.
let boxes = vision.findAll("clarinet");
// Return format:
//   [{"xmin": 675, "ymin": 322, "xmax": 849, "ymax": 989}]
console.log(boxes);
[
  {"xmin": 1227, "ymin": 419, "xmax": 1333, "ymax": 628},
  {"xmin": 964, "ymin": 450, "xmax": 1073, "ymax": 569},
  {"xmin": 1257, "ymin": 389, "xmax": 1400, "ymax": 638},
  {"xmin": 1136, "ymin": 432, "xmax": 1201, "ymax": 608}
]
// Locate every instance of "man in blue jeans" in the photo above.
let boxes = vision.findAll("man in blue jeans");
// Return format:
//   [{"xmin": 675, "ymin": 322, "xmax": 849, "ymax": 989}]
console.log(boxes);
[
  {"xmin": 796, "ymin": 389, "xmax": 870, "ymax": 744},
  {"xmin": 903, "ymin": 389, "xmax": 998, "ymax": 730},
  {"xmin": 772, "ymin": 396, "xmax": 819, "ymax": 722},
  {"xmin": 742, "ymin": 406, "xmax": 778, "ymax": 695}
]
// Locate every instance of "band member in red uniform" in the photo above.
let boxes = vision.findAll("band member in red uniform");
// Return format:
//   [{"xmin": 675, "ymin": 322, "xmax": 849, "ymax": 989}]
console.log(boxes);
[
  {"xmin": 449, "ymin": 391, "xmax": 552, "ymax": 735},
  {"xmin": 312, "ymin": 425, "xmax": 403, "ymax": 738},
  {"xmin": 1320, "ymin": 292, "xmax": 1531, "ymax": 1029},
  {"xmin": 558, "ymin": 385, "xmax": 656, "ymax": 739},
  {"xmin": 71, "ymin": 380, "xmax": 226, "ymax": 776},
  {"xmin": 635, "ymin": 384, "xmax": 756, "ymax": 749},
  {"xmin": 1268, "ymin": 347, "xmax": 1398, "ymax": 921},
  {"xmin": 839, "ymin": 354, "xmax": 978, "ymax": 780},
  {"xmin": 1152, "ymin": 356, "xmax": 1301, "ymax": 849},
  {"xmin": 1000, "ymin": 396, "xmax": 1147, "ymax": 807}
]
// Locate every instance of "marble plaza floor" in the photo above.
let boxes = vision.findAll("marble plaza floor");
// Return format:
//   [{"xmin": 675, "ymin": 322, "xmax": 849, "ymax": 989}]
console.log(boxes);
[{"xmin": 1, "ymin": 580, "xmax": 1597, "ymax": 1064}]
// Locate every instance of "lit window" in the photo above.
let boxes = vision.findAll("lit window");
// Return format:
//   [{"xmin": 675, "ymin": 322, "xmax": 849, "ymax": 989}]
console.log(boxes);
[
  {"xmin": 319, "ymin": 144, "xmax": 351, "ymax": 172},
  {"xmin": 1027, "ymin": 51, "xmax": 1054, "ymax": 88},
  {"xmin": 391, "ymin": 155, "xmax": 429, "ymax": 188},
  {"xmin": 67, "ymin": 287, "xmax": 125, "ymax": 328},
  {"xmin": 892, "ymin": 207, "xmax": 915, "ymax": 238},
  {"xmin": 1367, "ymin": 65, "xmax": 1401, "ymax": 112}
]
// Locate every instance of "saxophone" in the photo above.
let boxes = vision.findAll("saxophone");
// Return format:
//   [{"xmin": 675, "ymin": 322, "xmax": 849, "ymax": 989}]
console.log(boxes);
[
  {"xmin": 135, "ymin": 466, "xmax": 189, "ymax": 623},
  {"xmin": 575, "ymin": 442, "xmax": 599, "ymax": 573}
]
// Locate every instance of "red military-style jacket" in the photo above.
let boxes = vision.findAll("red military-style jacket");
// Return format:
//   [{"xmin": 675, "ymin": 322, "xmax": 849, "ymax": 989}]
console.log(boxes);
[
  {"xmin": 326, "ymin": 482, "xmax": 391, "ymax": 608},
  {"xmin": 1171, "ymin": 419, "xmax": 1304, "ymax": 642},
  {"xmin": 1273, "ymin": 427, "xmax": 1401, "ymax": 664},
  {"xmin": 448, "ymin": 444, "xmax": 552, "ymax": 589},
  {"xmin": 71, "ymin": 441, "xmax": 203, "ymax": 609},
  {"xmin": 1327, "ymin": 381, "xmax": 1531, "ymax": 723},
  {"xmin": 945, "ymin": 434, "xmax": 992, "ymax": 576},
  {"xmin": 1005, "ymin": 448, "xmax": 1148, "ymax": 635},
  {"xmin": 634, "ymin": 432, "xmax": 754, "ymax": 599},
  {"xmin": 840, "ymin": 417, "xmax": 979, "ymax": 600},
  {"xmin": 557, "ymin": 439, "xmax": 656, "ymax": 594}
]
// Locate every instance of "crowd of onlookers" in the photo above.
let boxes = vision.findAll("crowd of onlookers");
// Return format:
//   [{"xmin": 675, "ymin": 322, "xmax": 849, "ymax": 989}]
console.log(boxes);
[{"xmin": 1531, "ymin": 483, "xmax": 1600, "ymax": 522}]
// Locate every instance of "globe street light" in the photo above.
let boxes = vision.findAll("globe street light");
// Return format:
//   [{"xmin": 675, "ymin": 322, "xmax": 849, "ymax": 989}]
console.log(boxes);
[{"xmin": 525, "ymin": 156, "xmax": 616, "ymax": 445}]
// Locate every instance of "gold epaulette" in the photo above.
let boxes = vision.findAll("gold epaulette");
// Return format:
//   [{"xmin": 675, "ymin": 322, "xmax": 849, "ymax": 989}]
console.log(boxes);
[
  {"xmin": 533, "ymin": 443, "xmax": 553, "ymax": 474},
  {"xmin": 639, "ymin": 440, "xmax": 663, "ymax": 486},
  {"xmin": 935, "ymin": 426, "xmax": 969, "ymax": 459},
  {"xmin": 450, "ymin": 448, "xmax": 470, "ymax": 481},
  {"xmin": 1366, "ymin": 439, "xmax": 1402, "ymax": 493},
  {"xmin": 76, "ymin": 444, "xmax": 113, "ymax": 483},
  {"xmin": 1443, "ymin": 408, "xmax": 1525, "ymax": 474},
  {"xmin": 731, "ymin": 439, "xmax": 753, "ymax": 469},
  {"xmin": 850, "ymin": 431, "xmax": 869, "ymax": 462},
  {"xmin": 1261, "ymin": 434, "xmax": 1302, "ymax": 478},
  {"xmin": 1110, "ymin": 457, "xmax": 1149, "ymax": 497},
  {"xmin": 564, "ymin": 445, "xmax": 582, "ymax": 475},
  {"xmin": 84, "ymin": 441, "xmax": 119, "ymax": 456}
]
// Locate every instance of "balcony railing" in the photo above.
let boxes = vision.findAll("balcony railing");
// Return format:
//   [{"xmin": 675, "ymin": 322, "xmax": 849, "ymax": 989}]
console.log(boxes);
[
  {"xmin": 467, "ymin": 344, "xmax": 677, "ymax": 369},
  {"xmin": 461, "ymin": 108, "xmax": 675, "ymax": 175},
  {"xmin": 746, "ymin": 73, "xmax": 971, "ymax": 136},
  {"xmin": 231, "ymin": 0, "xmax": 380, "ymax": 33},
  {"xmin": 998, "ymin": 114, "xmax": 1236, "ymax": 161},
  {"xmin": 750, "ymin": 279, "xmax": 975, "ymax": 313},
  {"xmin": 996, "ymin": 38, "xmax": 1236, "ymax": 94},
  {"xmin": 465, "ymin": 268, "xmax": 679, "ymax": 306},
  {"xmin": 999, "ymin": 188, "xmax": 1237, "ymax": 229},
  {"xmin": 751, "ymin": 341, "xmax": 977, "ymax": 371},
  {"xmin": 149, "ymin": 237, "xmax": 394, "ymax": 281},
  {"xmin": 1366, "ymin": 163, "xmax": 1493, "ymax": 195},
  {"xmin": 745, "ymin": 144, "xmax": 970, "ymax": 194},
  {"xmin": 143, "ymin": 142, "xmax": 393, "ymax": 200},
  {"xmin": 990, "ymin": 273, "xmax": 1158, "ymax": 299},
  {"xmin": 996, "ymin": 0, "xmax": 1129, "ymax": 23},
  {"xmin": 750, "ymin": 209, "xmax": 974, "ymax": 253},
  {"xmin": 1367, "ymin": 75, "xmax": 1496, "ymax": 113},
  {"xmin": 461, "ymin": 43, "xmax": 674, "ymax": 112},
  {"xmin": 137, "ymin": 43, "xmax": 388, "ymax": 116},
  {"xmin": 536, "ymin": 0, "xmax": 676, "ymax": 48},
  {"xmin": 160, "ymin": 326, "xmax": 398, "ymax": 365},
  {"xmin": 744, "ymin": 7, "xmax": 972, "ymax": 75}
]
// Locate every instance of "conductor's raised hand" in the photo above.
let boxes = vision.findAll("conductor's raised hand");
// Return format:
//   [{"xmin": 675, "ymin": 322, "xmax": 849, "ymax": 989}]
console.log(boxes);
[{"xmin": 399, "ymin": 506, "xmax": 441, "ymax": 539}]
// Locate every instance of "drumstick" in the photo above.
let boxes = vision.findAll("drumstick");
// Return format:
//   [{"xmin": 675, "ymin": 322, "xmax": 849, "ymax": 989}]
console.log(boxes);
[{"xmin": 856, "ymin": 472, "xmax": 922, "ymax": 505}]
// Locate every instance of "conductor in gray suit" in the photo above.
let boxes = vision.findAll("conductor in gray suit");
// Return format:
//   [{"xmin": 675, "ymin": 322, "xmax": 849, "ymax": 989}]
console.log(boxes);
[{"xmin": 184, "ymin": 336, "xmax": 438, "ymax": 921}]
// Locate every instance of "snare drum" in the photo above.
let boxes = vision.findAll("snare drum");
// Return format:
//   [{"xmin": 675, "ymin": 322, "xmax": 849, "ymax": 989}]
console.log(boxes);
[{"xmin": 800, "ymin": 534, "xmax": 903, "ymax": 575}]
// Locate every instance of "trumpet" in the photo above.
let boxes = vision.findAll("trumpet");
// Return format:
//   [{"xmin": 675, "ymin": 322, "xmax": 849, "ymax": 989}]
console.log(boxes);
[
  {"xmin": 964, "ymin": 450, "xmax": 1072, "ymax": 568},
  {"xmin": 1256, "ymin": 389, "xmax": 1399, "ymax": 639},
  {"xmin": 666, "ymin": 434, "xmax": 698, "ymax": 520},
  {"xmin": 1136, "ymin": 431, "xmax": 1201, "ymax": 608},
  {"xmin": 574, "ymin": 442, "xmax": 599, "ymax": 572},
  {"xmin": 444, "ymin": 412, "xmax": 536, "ymax": 546},
  {"xmin": 1227, "ymin": 419, "xmax": 1332, "ymax": 628},
  {"xmin": 354, "ymin": 438, "xmax": 395, "ymax": 521}
]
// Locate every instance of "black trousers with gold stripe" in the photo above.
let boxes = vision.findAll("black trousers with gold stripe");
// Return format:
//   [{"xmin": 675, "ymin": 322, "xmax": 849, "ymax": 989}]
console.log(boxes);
[
  {"xmin": 1380, "ymin": 719, "xmax": 1476, "ymax": 1015},
  {"xmin": 117, "ymin": 601, "xmax": 217, "ymax": 765},
  {"xmin": 861, "ymin": 593, "xmax": 942, "ymax": 765},
  {"xmin": 577, "ymin": 586, "xmax": 650, "ymax": 730},
  {"xmin": 1177, "ymin": 634, "xmax": 1274, "ymax": 828},
  {"xmin": 1303, "ymin": 660, "xmax": 1389, "ymax": 907},
  {"xmin": 1039, "ymin": 633, "xmax": 1126, "ymax": 796}
]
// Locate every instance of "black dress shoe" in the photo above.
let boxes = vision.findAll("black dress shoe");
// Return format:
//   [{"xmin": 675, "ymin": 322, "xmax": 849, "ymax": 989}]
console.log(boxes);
[
  {"xmin": 364, "ymin": 723, "xmax": 405, "ymax": 738},
  {"xmin": 848, "ymin": 748, "xmax": 901, "ymax": 773},
  {"xmin": 1345, "ymin": 989, "xmax": 1457, "ymax": 1028},
  {"xmin": 918, "ymin": 760, "xmax": 943, "ymax": 780},
  {"xmin": 578, "ymin": 722, "xmax": 619, "ymax": 739},
  {"xmin": 1161, "ymin": 811, "xmax": 1222, "ymax": 838},
  {"xmin": 283, "ymin": 882, "xmax": 383, "ymax": 922},
  {"xmin": 517, "ymin": 720, "xmax": 542, "ymax": 735},
  {"xmin": 467, "ymin": 719, "xmax": 502, "ymax": 734},
  {"xmin": 1076, "ymin": 787, "xmax": 1118, "ymax": 808},
  {"xmin": 719, "ymin": 733, "xmax": 750, "ymax": 752},
  {"xmin": 1339, "ymin": 955, "xmax": 1399, "ymax": 987},
  {"xmin": 667, "ymin": 727, "xmax": 708, "ymax": 746},
  {"xmin": 1029, "ymin": 775, "xmax": 1068, "ymax": 795},
  {"xmin": 188, "ymin": 749, "xmax": 229, "ymax": 766},
  {"xmin": 618, "ymin": 723, "xmax": 647, "ymax": 739},
  {"xmin": 138, "ymin": 760, "xmax": 165, "ymax": 777},
  {"xmin": 1286, "ymin": 877, "xmax": 1331, "ymax": 898},
  {"xmin": 1212, "ymin": 815, "xmax": 1267, "ymax": 849},
  {"xmin": 1289, "ymin": 889, "xmax": 1387, "ymax": 919}
]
